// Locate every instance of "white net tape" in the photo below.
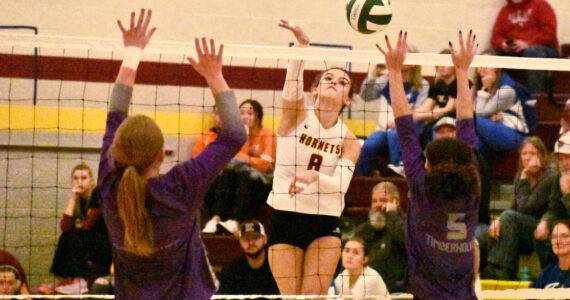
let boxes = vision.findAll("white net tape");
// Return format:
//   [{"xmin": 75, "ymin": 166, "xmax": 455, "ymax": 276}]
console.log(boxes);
[
  {"xmin": 1, "ymin": 33, "xmax": 569, "ymax": 70},
  {"xmin": 2, "ymin": 289, "xmax": 570, "ymax": 299}
]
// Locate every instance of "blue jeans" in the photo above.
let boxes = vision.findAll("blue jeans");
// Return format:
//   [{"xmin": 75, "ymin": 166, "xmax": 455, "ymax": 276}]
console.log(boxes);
[
  {"xmin": 475, "ymin": 116, "xmax": 525, "ymax": 157},
  {"xmin": 356, "ymin": 128, "xmax": 401, "ymax": 176},
  {"xmin": 477, "ymin": 210, "xmax": 555, "ymax": 280},
  {"xmin": 521, "ymin": 45, "xmax": 559, "ymax": 94}
]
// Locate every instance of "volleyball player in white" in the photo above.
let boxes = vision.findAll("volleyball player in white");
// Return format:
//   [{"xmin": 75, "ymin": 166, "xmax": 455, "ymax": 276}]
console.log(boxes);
[{"xmin": 267, "ymin": 20, "xmax": 361, "ymax": 296}]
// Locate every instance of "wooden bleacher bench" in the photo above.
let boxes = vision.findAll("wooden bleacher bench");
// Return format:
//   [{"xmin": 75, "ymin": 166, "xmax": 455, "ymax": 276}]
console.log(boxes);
[{"xmin": 202, "ymin": 234, "xmax": 243, "ymax": 273}]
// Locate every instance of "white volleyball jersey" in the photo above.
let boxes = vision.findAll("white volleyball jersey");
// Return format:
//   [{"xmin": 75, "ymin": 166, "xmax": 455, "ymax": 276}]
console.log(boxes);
[{"xmin": 267, "ymin": 107, "xmax": 349, "ymax": 216}]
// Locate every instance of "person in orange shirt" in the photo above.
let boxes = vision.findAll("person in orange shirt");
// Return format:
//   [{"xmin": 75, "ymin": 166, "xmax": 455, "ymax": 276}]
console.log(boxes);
[{"xmin": 200, "ymin": 99, "xmax": 276, "ymax": 233}]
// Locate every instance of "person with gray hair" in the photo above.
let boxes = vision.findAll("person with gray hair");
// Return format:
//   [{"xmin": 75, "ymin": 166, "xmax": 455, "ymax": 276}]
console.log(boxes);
[{"xmin": 354, "ymin": 181, "xmax": 407, "ymax": 293}]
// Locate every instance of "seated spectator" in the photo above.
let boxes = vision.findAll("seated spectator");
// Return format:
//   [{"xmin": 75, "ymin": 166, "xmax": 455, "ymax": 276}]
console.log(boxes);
[
  {"xmin": 536, "ymin": 132, "xmax": 570, "ymax": 242},
  {"xmin": 217, "ymin": 220, "xmax": 279, "ymax": 298},
  {"xmin": 414, "ymin": 50, "xmax": 457, "ymax": 123},
  {"xmin": 356, "ymin": 47, "xmax": 429, "ymax": 177},
  {"xmin": 353, "ymin": 181, "xmax": 406, "ymax": 293},
  {"xmin": 478, "ymin": 137, "xmax": 557, "ymax": 280},
  {"xmin": 332, "ymin": 237, "xmax": 389, "ymax": 299},
  {"xmin": 0, "ymin": 250, "xmax": 29, "ymax": 295},
  {"xmin": 49, "ymin": 163, "xmax": 112, "ymax": 294},
  {"xmin": 473, "ymin": 50, "xmax": 532, "ymax": 157},
  {"xmin": 359, "ymin": 63, "xmax": 388, "ymax": 102},
  {"xmin": 491, "ymin": 0, "xmax": 559, "ymax": 94},
  {"xmin": 432, "ymin": 117, "xmax": 492, "ymax": 227},
  {"xmin": 531, "ymin": 219, "xmax": 570, "ymax": 289},
  {"xmin": 202, "ymin": 100, "xmax": 276, "ymax": 233}
]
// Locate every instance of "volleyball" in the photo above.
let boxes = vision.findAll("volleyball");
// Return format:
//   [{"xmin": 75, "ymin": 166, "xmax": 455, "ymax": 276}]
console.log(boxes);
[{"xmin": 346, "ymin": 0, "xmax": 392, "ymax": 34}]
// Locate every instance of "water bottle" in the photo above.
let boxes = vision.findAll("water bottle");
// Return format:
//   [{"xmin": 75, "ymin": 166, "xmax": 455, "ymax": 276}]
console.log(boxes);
[{"xmin": 518, "ymin": 266, "xmax": 531, "ymax": 281}]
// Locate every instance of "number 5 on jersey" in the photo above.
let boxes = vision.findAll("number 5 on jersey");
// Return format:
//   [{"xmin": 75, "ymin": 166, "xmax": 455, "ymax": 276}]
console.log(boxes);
[{"xmin": 447, "ymin": 213, "xmax": 467, "ymax": 240}]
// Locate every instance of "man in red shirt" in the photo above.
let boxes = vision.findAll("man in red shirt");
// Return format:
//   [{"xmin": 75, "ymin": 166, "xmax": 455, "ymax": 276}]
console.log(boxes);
[{"xmin": 491, "ymin": 0, "xmax": 559, "ymax": 94}]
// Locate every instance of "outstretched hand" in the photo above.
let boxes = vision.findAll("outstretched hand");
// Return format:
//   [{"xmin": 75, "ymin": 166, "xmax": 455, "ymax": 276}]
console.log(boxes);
[
  {"xmin": 449, "ymin": 30, "xmax": 478, "ymax": 72},
  {"xmin": 117, "ymin": 9, "xmax": 156, "ymax": 49},
  {"xmin": 278, "ymin": 19, "xmax": 309, "ymax": 46},
  {"xmin": 376, "ymin": 31, "xmax": 407, "ymax": 71},
  {"xmin": 188, "ymin": 38, "xmax": 224, "ymax": 82}
]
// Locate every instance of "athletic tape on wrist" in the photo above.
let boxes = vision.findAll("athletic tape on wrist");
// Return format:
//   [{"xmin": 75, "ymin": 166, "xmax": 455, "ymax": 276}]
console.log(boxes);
[
  {"xmin": 282, "ymin": 43, "xmax": 308, "ymax": 101},
  {"xmin": 121, "ymin": 46, "xmax": 143, "ymax": 70}
]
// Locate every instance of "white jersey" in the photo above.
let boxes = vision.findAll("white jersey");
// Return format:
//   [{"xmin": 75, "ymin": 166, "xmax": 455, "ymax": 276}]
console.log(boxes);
[{"xmin": 267, "ymin": 107, "xmax": 349, "ymax": 216}]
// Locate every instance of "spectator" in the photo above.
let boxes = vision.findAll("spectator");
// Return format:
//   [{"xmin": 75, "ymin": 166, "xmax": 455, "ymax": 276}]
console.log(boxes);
[
  {"xmin": 332, "ymin": 237, "xmax": 389, "ymax": 300},
  {"xmin": 192, "ymin": 104, "xmax": 220, "ymax": 158},
  {"xmin": 356, "ymin": 47, "xmax": 429, "ymax": 177},
  {"xmin": 0, "ymin": 250, "xmax": 29, "ymax": 295},
  {"xmin": 491, "ymin": 0, "xmax": 559, "ymax": 94},
  {"xmin": 432, "ymin": 117, "xmax": 492, "ymax": 227},
  {"xmin": 353, "ymin": 181, "xmax": 407, "ymax": 293},
  {"xmin": 536, "ymin": 132, "xmax": 570, "ymax": 240},
  {"xmin": 203, "ymin": 99, "xmax": 276, "ymax": 233},
  {"xmin": 49, "ymin": 163, "xmax": 112, "ymax": 294},
  {"xmin": 531, "ymin": 219, "xmax": 570, "ymax": 288},
  {"xmin": 414, "ymin": 50, "xmax": 457, "ymax": 123},
  {"xmin": 359, "ymin": 63, "xmax": 388, "ymax": 102},
  {"xmin": 473, "ymin": 49, "xmax": 532, "ymax": 157},
  {"xmin": 217, "ymin": 220, "xmax": 279, "ymax": 298},
  {"xmin": 478, "ymin": 137, "xmax": 556, "ymax": 280}
]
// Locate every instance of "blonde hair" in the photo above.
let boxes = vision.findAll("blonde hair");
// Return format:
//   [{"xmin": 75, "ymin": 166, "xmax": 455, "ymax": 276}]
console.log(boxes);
[
  {"xmin": 407, "ymin": 46, "xmax": 424, "ymax": 92},
  {"xmin": 371, "ymin": 181, "xmax": 400, "ymax": 206},
  {"xmin": 111, "ymin": 115, "xmax": 164, "ymax": 257}
]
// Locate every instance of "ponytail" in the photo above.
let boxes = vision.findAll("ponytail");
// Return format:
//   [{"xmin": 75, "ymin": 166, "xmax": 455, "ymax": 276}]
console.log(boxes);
[
  {"xmin": 111, "ymin": 114, "xmax": 164, "ymax": 257},
  {"xmin": 117, "ymin": 166, "xmax": 154, "ymax": 256}
]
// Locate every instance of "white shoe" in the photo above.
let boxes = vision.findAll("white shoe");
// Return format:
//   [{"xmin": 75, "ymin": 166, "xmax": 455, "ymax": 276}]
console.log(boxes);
[
  {"xmin": 387, "ymin": 164, "xmax": 406, "ymax": 178},
  {"xmin": 55, "ymin": 278, "xmax": 88, "ymax": 295},
  {"xmin": 202, "ymin": 219, "xmax": 219, "ymax": 234}
]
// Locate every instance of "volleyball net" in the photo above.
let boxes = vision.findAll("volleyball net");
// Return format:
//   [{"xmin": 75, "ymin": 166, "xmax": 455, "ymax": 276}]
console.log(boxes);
[{"xmin": 1, "ymin": 33, "xmax": 570, "ymax": 299}]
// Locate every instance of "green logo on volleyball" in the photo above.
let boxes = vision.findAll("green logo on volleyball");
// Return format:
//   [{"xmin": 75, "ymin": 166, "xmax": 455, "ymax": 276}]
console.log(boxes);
[{"xmin": 346, "ymin": 0, "xmax": 392, "ymax": 34}]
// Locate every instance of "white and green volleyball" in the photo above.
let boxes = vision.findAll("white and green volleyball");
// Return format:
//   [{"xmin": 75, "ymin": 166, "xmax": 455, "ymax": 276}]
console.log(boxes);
[{"xmin": 346, "ymin": 0, "xmax": 392, "ymax": 34}]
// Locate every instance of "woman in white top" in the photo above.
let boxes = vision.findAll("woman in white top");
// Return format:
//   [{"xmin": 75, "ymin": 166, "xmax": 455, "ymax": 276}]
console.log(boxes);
[
  {"xmin": 267, "ymin": 20, "xmax": 361, "ymax": 297},
  {"xmin": 334, "ymin": 237, "xmax": 389, "ymax": 299}
]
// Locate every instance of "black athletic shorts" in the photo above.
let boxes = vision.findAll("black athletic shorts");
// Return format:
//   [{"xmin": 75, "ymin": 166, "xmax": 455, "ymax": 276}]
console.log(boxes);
[{"xmin": 268, "ymin": 208, "xmax": 341, "ymax": 250}]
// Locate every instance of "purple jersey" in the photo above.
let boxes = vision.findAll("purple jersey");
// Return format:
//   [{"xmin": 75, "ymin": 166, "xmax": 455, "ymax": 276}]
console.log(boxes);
[
  {"xmin": 395, "ymin": 114, "xmax": 479, "ymax": 300},
  {"xmin": 98, "ymin": 85, "xmax": 245, "ymax": 300}
]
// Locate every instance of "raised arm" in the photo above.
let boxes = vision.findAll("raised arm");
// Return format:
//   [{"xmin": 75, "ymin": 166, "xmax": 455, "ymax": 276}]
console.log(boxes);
[
  {"xmin": 277, "ymin": 20, "xmax": 309, "ymax": 136},
  {"xmin": 99, "ymin": 9, "xmax": 155, "ymax": 184},
  {"xmin": 377, "ymin": 31, "xmax": 411, "ymax": 119},
  {"xmin": 449, "ymin": 30, "xmax": 477, "ymax": 120}
]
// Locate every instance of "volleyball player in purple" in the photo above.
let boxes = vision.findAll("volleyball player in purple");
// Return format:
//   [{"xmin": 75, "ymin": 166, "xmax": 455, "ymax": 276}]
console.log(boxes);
[
  {"xmin": 98, "ymin": 9, "xmax": 246, "ymax": 299},
  {"xmin": 378, "ymin": 31, "xmax": 480, "ymax": 299}
]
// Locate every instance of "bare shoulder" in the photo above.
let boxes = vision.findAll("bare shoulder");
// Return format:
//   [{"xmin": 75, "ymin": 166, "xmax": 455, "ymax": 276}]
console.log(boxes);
[{"xmin": 342, "ymin": 130, "xmax": 361, "ymax": 163}]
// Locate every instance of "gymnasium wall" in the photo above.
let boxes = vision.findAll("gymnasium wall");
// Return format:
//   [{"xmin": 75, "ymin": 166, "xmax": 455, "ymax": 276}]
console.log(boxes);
[{"xmin": 0, "ymin": 0, "xmax": 569, "ymax": 289}]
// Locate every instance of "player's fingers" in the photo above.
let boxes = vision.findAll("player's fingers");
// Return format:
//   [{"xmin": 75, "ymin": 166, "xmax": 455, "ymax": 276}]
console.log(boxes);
[
  {"xmin": 217, "ymin": 43, "xmax": 224, "ymax": 59},
  {"xmin": 201, "ymin": 37, "xmax": 209, "ymax": 56},
  {"xmin": 376, "ymin": 44, "xmax": 387, "ymax": 56},
  {"xmin": 384, "ymin": 35, "xmax": 393, "ymax": 52},
  {"xmin": 194, "ymin": 38, "xmax": 203, "ymax": 57},
  {"xmin": 117, "ymin": 20, "xmax": 126, "ymax": 33},
  {"xmin": 130, "ymin": 11, "xmax": 135, "ymax": 29},
  {"xmin": 147, "ymin": 27, "xmax": 157, "ymax": 41},
  {"xmin": 136, "ymin": 8, "xmax": 145, "ymax": 28},
  {"xmin": 142, "ymin": 9, "xmax": 152, "ymax": 31}
]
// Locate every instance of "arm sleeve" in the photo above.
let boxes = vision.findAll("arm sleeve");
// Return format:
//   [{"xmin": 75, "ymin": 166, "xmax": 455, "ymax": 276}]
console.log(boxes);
[
  {"xmin": 456, "ymin": 118, "xmax": 478, "ymax": 150},
  {"xmin": 526, "ymin": 2, "xmax": 557, "ymax": 47},
  {"xmin": 162, "ymin": 91, "xmax": 246, "ymax": 213},
  {"xmin": 516, "ymin": 170, "xmax": 556, "ymax": 216},
  {"xmin": 359, "ymin": 75, "xmax": 388, "ymax": 101},
  {"xmin": 302, "ymin": 158, "xmax": 355, "ymax": 196},
  {"xmin": 395, "ymin": 115, "xmax": 426, "ymax": 179},
  {"xmin": 411, "ymin": 81, "xmax": 430, "ymax": 110},
  {"xmin": 98, "ymin": 84, "xmax": 132, "ymax": 186},
  {"xmin": 60, "ymin": 215, "xmax": 75, "ymax": 232},
  {"xmin": 474, "ymin": 87, "xmax": 516, "ymax": 116}
]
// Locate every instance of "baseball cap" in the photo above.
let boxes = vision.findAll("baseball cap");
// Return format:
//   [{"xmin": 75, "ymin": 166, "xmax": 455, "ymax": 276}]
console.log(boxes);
[
  {"xmin": 434, "ymin": 117, "xmax": 456, "ymax": 130},
  {"xmin": 239, "ymin": 220, "xmax": 266, "ymax": 237},
  {"xmin": 554, "ymin": 131, "xmax": 570, "ymax": 154}
]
